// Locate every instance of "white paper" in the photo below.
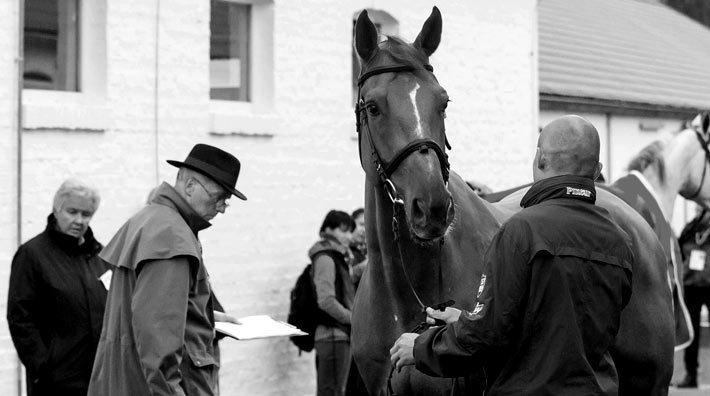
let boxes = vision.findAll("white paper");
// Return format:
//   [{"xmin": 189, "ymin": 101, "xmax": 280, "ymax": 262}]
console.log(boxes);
[
  {"xmin": 215, "ymin": 315, "xmax": 307, "ymax": 340},
  {"xmin": 689, "ymin": 249, "xmax": 706, "ymax": 271},
  {"xmin": 99, "ymin": 269, "xmax": 113, "ymax": 291}
]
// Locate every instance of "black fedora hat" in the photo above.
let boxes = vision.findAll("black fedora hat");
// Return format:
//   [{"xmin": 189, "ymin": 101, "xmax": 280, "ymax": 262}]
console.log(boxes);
[{"xmin": 167, "ymin": 144, "xmax": 247, "ymax": 201}]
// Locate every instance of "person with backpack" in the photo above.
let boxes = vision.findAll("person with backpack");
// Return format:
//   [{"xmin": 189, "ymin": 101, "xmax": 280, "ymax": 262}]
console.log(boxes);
[{"xmin": 311, "ymin": 210, "xmax": 356, "ymax": 396}]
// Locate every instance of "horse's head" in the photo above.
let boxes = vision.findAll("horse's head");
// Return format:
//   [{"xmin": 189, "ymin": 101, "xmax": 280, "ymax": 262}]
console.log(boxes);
[
  {"xmin": 679, "ymin": 112, "xmax": 710, "ymax": 208},
  {"xmin": 354, "ymin": 7, "xmax": 454, "ymax": 242}
]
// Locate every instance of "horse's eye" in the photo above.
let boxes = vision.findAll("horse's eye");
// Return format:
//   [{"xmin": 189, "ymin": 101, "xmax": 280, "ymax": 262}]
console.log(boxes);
[{"xmin": 366, "ymin": 104, "xmax": 380, "ymax": 117}]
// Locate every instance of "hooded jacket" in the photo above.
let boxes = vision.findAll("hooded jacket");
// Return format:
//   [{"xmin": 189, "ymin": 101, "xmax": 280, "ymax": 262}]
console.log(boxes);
[
  {"xmin": 414, "ymin": 175, "xmax": 634, "ymax": 395},
  {"xmin": 8, "ymin": 214, "xmax": 109, "ymax": 395},
  {"xmin": 310, "ymin": 236, "xmax": 356, "ymax": 342},
  {"xmin": 88, "ymin": 182, "xmax": 218, "ymax": 396}
]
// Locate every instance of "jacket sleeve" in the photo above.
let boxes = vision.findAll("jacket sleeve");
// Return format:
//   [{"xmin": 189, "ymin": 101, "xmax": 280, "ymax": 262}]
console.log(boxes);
[
  {"xmin": 414, "ymin": 222, "xmax": 530, "ymax": 377},
  {"xmin": 131, "ymin": 257, "xmax": 191, "ymax": 396},
  {"xmin": 313, "ymin": 254, "xmax": 351, "ymax": 325},
  {"xmin": 7, "ymin": 245, "xmax": 49, "ymax": 375}
]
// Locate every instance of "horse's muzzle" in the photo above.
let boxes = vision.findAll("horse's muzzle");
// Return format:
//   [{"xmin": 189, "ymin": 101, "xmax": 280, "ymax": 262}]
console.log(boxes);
[{"xmin": 409, "ymin": 195, "xmax": 454, "ymax": 241}]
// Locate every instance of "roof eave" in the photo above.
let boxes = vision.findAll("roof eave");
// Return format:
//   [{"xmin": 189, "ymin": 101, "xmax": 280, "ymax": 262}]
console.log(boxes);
[{"xmin": 540, "ymin": 93, "xmax": 704, "ymax": 119}]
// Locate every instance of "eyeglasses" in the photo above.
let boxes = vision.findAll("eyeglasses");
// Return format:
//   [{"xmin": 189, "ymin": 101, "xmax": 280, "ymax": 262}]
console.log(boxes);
[{"xmin": 192, "ymin": 177, "xmax": 231, "ymax": 208}]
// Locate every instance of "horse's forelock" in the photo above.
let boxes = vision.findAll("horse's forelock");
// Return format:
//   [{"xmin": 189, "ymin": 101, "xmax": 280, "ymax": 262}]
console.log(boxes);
[{"xmin": 365, "ymin": 36, "xmax": 429, "ymax": 71}]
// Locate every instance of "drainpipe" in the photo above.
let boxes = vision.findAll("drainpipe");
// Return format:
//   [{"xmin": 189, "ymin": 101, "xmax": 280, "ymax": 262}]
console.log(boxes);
[
  {"xmin": 15, "ymin": 0, "xmax": 24, "ymax": 395},
  {"xmin": 605, "ymin": 113, "xmax": 612, "ymax": 181},
  {"xmin": 154, "ymin": 0, "xmax": 160, "ymax": 184}
]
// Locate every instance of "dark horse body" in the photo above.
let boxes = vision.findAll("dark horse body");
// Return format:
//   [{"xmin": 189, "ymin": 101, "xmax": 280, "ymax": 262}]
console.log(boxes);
[{"xmin": 351, "ymin": 8, "xmax": 674, "ymax": 396}]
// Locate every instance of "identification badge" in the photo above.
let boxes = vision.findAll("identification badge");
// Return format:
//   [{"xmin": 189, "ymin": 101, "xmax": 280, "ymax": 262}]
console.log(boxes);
[
  {"xmin": 689, "ymin": 250, "xmax": 706, "ymax": 271},
  {"xmin": 99, "ymin": 269, "xmax": 113, "ymax": 291}
]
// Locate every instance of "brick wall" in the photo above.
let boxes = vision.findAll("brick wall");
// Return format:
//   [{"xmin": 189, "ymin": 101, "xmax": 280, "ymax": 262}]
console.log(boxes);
[
  {"xmin": 0, "ymin": 0, "xmax": 21, "ymax": 394},
  {"xmin": 0, "ymin": 1, "xmax": 536, "ymax": 394}
]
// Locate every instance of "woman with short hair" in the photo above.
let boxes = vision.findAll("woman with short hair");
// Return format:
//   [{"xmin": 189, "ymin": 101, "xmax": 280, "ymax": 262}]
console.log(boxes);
[
  {"xmin": 311, "ymin": 210, "xmax": 356, "ymax": 396},
  {"xmin": 7, "ymin": 179, "xmax": 111, "ymax": 396}
]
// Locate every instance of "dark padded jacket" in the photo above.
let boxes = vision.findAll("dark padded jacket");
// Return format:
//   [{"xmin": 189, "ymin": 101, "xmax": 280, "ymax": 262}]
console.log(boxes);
[
  {"xmin": 8, "ymin": 214, "xmax": 109, "ymax": 396},
  {"xmin": 414, "ymin": 175, "xmax": 634, "ymax": 395}
]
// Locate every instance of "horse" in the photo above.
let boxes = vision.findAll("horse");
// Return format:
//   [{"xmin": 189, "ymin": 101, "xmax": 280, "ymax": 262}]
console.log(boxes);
[
  {"xmin": 350, "ymin": 7, "xmax": 679, "ymax": 395},
  {"xmin": 351, "ymin": 8, "xmax": 505, "ymax": 395}
]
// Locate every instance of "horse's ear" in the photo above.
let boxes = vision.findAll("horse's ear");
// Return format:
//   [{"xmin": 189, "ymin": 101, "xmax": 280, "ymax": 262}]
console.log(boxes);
[
  {"xmin": 691, "ymin": 112, "xmax": 710, "ymax": 141},
  {"xmin": 413, "ymin": 6, "xmax": 442, "ymax": 57},
  {"xmin": 355, "ymin": 10, "xmax": 379, "ymax": 62}
]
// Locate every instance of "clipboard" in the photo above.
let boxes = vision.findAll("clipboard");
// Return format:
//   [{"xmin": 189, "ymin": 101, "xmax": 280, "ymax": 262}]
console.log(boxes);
[{"xmin": 215, "ymin": 315, "xmax": 307, "ymax": 340}]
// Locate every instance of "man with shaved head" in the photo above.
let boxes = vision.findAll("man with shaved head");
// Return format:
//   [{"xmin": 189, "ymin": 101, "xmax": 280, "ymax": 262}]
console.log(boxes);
[{"xmin": 391, "ymin": 115, "xmax": 634, "ymax": 395}]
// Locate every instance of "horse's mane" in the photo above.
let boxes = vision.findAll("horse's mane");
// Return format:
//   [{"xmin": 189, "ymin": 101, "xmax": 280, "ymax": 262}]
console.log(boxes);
[
  {"xmin": 627, "ymin": 140, "xmax": 666, "ymax": 184},
  {"xmin": 365, "ymin": 36, "xmax": 429, "ymax": 70}
]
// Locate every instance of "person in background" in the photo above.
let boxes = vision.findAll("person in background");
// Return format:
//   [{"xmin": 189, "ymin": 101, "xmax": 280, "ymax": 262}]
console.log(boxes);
[
  {"xmin": 349, "ymin": 208, "xmax": 367, "ymax": 288},
  {"xmin": 311, "ymin": 210, "xmax": 356, "ymax": 396},
  {"xmin": 677, "ymin": 208, "xmax": 710, "ymax": 388},
  {"xmin": 8, "ymin": 179, "xmax": 109, "ymax": 396},
  {"xmin": 88, "ymin": 144, "xmax": 244, "ymax": 395}
]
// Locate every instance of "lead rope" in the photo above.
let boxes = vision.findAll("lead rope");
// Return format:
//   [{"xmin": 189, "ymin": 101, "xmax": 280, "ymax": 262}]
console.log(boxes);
[{"xmin": 387, "ymin": 200, "xmax": 459, "ymax": 396}]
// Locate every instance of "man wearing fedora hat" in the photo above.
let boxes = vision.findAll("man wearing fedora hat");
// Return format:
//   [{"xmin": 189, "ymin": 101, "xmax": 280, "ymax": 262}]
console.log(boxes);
[{"xmin": 88, "ymin": 144, "xmax": 246, "ymax": 395}]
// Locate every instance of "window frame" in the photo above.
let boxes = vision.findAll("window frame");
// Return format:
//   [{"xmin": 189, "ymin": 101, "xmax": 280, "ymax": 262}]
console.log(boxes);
[
  {"xmin": 22, "ymin": 0, "xmax": 108, "ymax": 131},
  {"xmin": 210, "ymin": 0, "xmax": 251, "ymax": 102},
  {"xmin": 209, "ymin": 0, "xmax": 277, "ymax": 136}
]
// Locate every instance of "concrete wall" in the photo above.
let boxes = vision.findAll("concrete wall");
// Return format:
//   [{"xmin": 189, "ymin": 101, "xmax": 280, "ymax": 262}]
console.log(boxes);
[{"xmin": 1, "ymin": 1, "xmax": 537, "ymax": 394}]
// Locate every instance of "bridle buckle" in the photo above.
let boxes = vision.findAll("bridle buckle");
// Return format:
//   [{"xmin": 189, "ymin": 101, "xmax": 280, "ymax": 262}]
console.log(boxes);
[{"xmin": 384, "ymin": 179, "xmax": 404, "ymax": 205}]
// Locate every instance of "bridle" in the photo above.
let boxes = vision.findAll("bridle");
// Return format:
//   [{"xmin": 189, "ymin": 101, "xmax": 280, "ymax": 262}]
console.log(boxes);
[
  {"xmin": 356, "ymin": 64, "xmax": 461, "ymax": 395},
  {"xmin": 354, "ymin": 63, "xmax": 452, "ymax": 310},
  {"xmin": 687, "ymin": 112, "xmax": 710, "ymax": 200},
  {"xmin": 355, "ymin": 64, "xmax": 451, "ymax": 205}
]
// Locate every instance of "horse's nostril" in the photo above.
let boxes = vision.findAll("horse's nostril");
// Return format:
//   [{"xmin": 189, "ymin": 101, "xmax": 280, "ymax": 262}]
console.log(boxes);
[
  {"xmin": 412, "ymin": 198, "xmax": 426, "ymax": 221},
  {"xmin": 430, "ymin": 202, "xmax": 449, "ymax": 223}
]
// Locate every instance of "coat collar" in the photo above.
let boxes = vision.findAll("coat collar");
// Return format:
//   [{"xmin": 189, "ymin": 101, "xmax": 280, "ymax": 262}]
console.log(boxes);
[
  {"xmin": 521, "ymin": 175, "xmax": 596, "ymax": 208},
  {"xmin": 151, "ymin": 182, "xmax": 211, "ymax": 234},
  {"xmin": 45, "ymin": 213, "xmax": 101, "ymax": 255}
]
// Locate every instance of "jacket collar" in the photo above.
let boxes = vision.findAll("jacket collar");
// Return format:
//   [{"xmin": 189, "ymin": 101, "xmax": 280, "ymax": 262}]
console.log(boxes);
[
  {"xmin": 521, "ymin": 174, "xmax": 596, "ymax": 208},
  {"xmin": 151, "ymin": 182, "xmax": 211, "ymax": 234},
  {"xmin": 46, "ymin": 213, "xmax": 101, "ymax": 255}
]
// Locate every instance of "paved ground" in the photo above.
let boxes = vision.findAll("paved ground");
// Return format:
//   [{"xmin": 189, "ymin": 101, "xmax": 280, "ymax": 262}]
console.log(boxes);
[{"xmin": 669, "ymin": 327, "xmax": 710, "ymax": 395}]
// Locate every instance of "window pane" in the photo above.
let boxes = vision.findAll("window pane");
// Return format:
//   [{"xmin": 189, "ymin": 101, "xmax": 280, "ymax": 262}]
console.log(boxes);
[
  {"xmin": 210, "ymin": 1, "xmax": 250, "ymax": 101},
  {"xmin": 24, "ymin": 0, "xmax": 79, "ymax": 91}
]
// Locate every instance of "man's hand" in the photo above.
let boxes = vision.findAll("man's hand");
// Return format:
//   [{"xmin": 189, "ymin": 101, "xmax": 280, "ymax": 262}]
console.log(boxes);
[
  {"xmin": 214, "ymin": 311, "xmax": 241, "ymax": 325},
  {"xmin": 390, "ymin": 333, "xmax": 419, "ymax": 371},
  {"xmin": 425, "ymin": 306, "xmax": 461, "ymax": 325}
]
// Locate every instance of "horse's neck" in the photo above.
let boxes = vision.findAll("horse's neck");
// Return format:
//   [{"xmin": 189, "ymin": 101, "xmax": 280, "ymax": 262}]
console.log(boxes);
[
  {"xmin": 365, "ymin": 179, "xmax": 445, "ymax": 321},
  {"xmin": 643, "ymin": 130, "xmax": 698, "ymax": 220},
  {"xmin": 364, "ymin": 174, "xmax": 502, "ymax": 326},
  {"xmin": 640, "ymin": 169, "xmax": 678, "ymax": 222}
]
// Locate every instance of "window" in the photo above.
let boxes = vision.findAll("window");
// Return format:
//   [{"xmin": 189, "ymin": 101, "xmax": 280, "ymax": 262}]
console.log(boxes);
[
  {"xmin": 24, "ymin": 0, "xmax": 80, "ymax": 91},
  {"xmin": 210, "ymin": 0, "xmax": 251, "ymax": 101},
  {"xmin": 351, "ymin": 10, "xmax": 399, "ymax": 102}
]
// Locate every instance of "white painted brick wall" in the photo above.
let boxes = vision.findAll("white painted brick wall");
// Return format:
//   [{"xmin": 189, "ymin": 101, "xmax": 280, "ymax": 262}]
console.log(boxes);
[
  {"xmin": 0, "ymin": 1, "xmax": 536, "ymax": 394},
  {"xmin": 0, "ymin": 0, "xmax": 21, "ymax": 394}
]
